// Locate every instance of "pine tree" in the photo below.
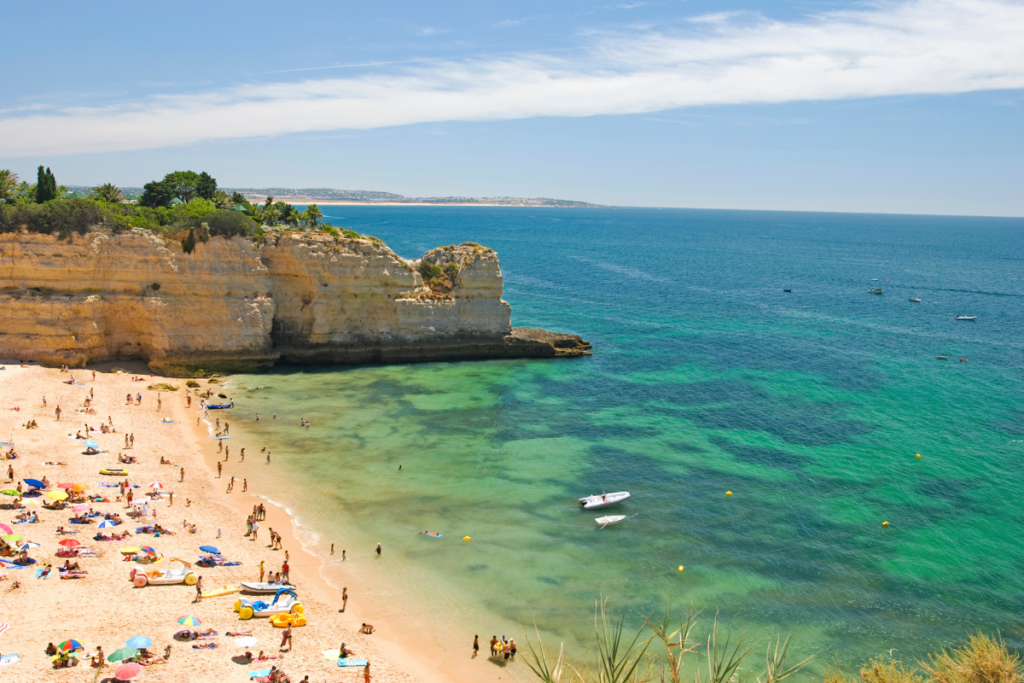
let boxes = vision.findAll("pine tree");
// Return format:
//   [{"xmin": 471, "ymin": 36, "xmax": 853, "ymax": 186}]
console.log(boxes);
[{"xmin": 35, "ymin": 166, "xmax": 57, "ymax": 203}]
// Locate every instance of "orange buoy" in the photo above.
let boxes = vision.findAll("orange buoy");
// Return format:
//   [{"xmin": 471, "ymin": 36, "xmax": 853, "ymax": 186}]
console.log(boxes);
[
  {"xmin": 882, "ymin": 521, "xmax": 890, "ymax": 527},
  {"xmin": 726, "ymin": 491, "xmax": 733, "ymax": 496}
]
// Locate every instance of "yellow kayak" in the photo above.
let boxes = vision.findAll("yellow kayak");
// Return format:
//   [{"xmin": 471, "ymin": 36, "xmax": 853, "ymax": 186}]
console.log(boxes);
[{"xmin": 201, "ymin": 585, "xmax": 240, "ymax": 599}]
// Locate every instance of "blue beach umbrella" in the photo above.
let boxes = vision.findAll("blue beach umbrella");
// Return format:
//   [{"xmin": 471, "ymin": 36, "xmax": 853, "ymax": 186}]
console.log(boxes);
[
  {"xmin": 97, "ymin": 520, "xmax": 117, "ymax": 528},
  {"xmin": 83, "ymin": 440, "xmax": 99, "ymax": 449},
  {"xmin": 125, "ymin": 636, "xmax": 152, "ymax": 649},
  {"xmin": 198, "ymin": 545, "xmax": 220, "ymax": 555},
  {"xmin": 24, "ymin": 478, "xmax": 46, "ymax": 489}
]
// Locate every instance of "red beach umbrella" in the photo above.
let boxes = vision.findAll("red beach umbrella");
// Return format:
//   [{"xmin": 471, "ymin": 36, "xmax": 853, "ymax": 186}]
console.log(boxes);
[
  {"xmin": 57, "ymin": 483, "xmax": 75, "ymax": 489},
  {"xmin": 114, "ymin": 662, "xmax": 143, "ymax": 680},
  {"xmin": 58, "ymin": 539, "xmax": 81, "ymax": 548}
]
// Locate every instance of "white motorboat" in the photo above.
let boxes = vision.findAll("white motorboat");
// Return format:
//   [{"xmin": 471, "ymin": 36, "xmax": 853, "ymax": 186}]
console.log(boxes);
[
  {"xmin": 868, "ymin": 288, "xmax": 883, "ymax": 295},
  {"xmin": 240, "ymin": 581, "xmax": 296, "ymax": 594},
  {"xmin": 579, "ymin": 491, "xmax": 630, "ymax": 509},
  {"xmin": 909, "ymin": 298, "xmax": 922, "ymax": 303},
  {"xmin": 955, "ymin": 316, "xmax": 976, "ymax": 321},
  {"xmin": 595, "ymin": 515, "xmax": 626, "ymax": 527}
]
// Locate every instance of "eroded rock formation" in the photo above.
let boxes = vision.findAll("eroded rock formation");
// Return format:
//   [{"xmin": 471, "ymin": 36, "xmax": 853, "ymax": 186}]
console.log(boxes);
[{"xmin": 0, "ymin": 230, "xmax": 590, "ymax": 374}]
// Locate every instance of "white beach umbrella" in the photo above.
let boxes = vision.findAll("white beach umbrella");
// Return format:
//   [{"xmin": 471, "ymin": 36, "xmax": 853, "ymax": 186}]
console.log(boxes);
[
  {"xmin": 147, "ymin": 482, "xmax": 164, "ymax": 489},
  {"xmin": 235, "ymin": 636, "xmax": 258, "ymax": 647}
]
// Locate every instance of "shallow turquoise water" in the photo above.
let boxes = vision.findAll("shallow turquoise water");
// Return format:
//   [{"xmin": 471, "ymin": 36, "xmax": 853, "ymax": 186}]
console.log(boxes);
[{"xmin": 227, "ymin": 208, "xmax": 1024, "ymax": 671}]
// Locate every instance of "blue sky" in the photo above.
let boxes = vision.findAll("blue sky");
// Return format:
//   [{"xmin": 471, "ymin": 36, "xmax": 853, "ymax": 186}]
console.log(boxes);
[{"xmin": 1, "ymin": 0, "xmax": 1022, "ymax": 215}]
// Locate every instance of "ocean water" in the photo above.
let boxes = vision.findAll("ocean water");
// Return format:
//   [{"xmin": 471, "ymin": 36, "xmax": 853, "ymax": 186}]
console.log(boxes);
[{"xmin": 226, "ymin": 208, "xmax": 1024, "ymax": 672}]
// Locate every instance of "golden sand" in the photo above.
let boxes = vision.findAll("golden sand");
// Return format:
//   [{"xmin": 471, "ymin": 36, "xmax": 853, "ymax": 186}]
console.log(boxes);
[{"xmin": 0, "ymin": 362, "xmax": 519, "ymax": 683}]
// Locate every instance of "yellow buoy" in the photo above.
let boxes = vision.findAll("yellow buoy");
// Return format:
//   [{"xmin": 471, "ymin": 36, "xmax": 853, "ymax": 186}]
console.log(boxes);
[
  {"xmin": 677, "ymin": 565, "xmax": 685, "ymax": 572},
  {"xmin": 463, "ymin": 536, "xmax": 471, "ymax": 541},
  {"xmin": 916, "ymin": 454, "xmax": 921, "ymax": 459},
  {"xmin": 726, "ymin": 491, "xmax": 732, "ymax": 496},
  {"xmin": 882, "ymin": 521, "xmax": 890, "ymax": 527}
]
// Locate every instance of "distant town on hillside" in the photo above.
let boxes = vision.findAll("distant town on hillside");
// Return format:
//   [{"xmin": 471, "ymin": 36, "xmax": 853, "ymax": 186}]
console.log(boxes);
[{"xmin": 65, "ymin": 186, "xmax": 602, "ymax": 208}]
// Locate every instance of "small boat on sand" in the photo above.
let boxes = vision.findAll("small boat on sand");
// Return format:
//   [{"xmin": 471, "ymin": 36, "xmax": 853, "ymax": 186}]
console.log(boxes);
[
  {"xmin": 868, "ymin": 288, "xmax": 883, "ymax": 295},
  {"xmin": 595, "ymin": 515, "xmax": 626, "ymax": 527},
  {"xmin": 240, "ymin": 581, "xmax": 296, "ymax": 594},
  {"xmin": 579, "ymin": 491, "xmax": 630, "ymax": 509},
  {"xmin": 955, "ymin": 316, "xmax": 976, "ymax": 321},
  {"xmin": 909, "ymin": 298, "xmax": 922, "ymax": 303}
]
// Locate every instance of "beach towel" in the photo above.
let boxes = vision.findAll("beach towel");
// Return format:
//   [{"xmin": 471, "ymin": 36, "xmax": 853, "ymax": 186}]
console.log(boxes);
[
  {"xmin": 0, "ymin": 622, "xmax": 9, "ymax": 635},
  {"xmin": 192, "ymin": 642, "xmax": 218, "ymax": 649},
  {"xmin": 338, "ymin": 659, "xmax": 369, "ymax": 667},
  {"xmin": 248, "ymin": 670, "xmax": 271, "ymax": 679},
  {"xmin": 0, "ymin": 654, "xmax": 19, "ymax": 666}
]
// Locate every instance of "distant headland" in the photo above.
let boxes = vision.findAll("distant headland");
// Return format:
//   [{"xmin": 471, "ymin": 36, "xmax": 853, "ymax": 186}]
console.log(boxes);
[{"xmin": 64, "ymin": 185, "xmax": 604, "ymax": 208}]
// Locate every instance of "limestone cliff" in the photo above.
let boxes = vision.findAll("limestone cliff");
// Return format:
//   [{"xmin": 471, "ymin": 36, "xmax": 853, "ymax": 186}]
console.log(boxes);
[{"xmin": 0, "ymin": 230, "xmax": 590, "ymax": 374}]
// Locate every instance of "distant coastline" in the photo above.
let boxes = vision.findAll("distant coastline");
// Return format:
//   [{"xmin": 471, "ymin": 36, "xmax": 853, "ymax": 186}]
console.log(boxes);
[{"xmin": 64, "ymin": 185, "xmax": 604, "ymax": 208}]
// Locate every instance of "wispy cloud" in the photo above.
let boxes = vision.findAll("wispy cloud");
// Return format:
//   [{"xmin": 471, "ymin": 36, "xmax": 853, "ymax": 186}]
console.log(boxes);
[
  {"xmin": 2, "ymin": 0, "xmax": 1022, "ymax": 157},
  {"xmin": 416, "ymin": 27, "xmax": 447, "ymax": 36},
  {"xmin": 494, "ymin": 18, "xmax": 528, "ymax": 28}
]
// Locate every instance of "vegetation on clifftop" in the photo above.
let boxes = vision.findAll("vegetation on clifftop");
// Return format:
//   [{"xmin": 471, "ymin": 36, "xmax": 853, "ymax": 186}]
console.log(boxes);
[{"xmin": 0, "ymin": 167, "xmax": 378, "ymax": 247}]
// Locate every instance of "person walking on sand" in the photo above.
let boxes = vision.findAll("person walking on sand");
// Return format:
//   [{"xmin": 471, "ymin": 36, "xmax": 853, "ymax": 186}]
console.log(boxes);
[
  {"xmin": 217, "ymin": 462, "xmax": 222, "ymax": 478},
  {"xmin": 243, "ymin": 479, "xmax": 247, "ymax": 492},
  {"xmin": 330, "ymin": 544, "xmax": 334, "ymax": 555},
  {"xmin": 6, "ymin": 464, "xmax": 12, "ymax": 482},
  {"xmin": 280, "ymin": 624, "xmax": 292, "ymax": 651},
  {"xmin": 364, "ymin": 662, "xmax": 372, "ymax": 683},
  {"xmin": 259, "ymin": 560, "xmax": 265, "ymax": 582},
  {"xmin": 473, "ymin": 635, "xmax": 479, "ymax": 657},
  {"xmin": 281, "ymin": 561, "xmax": 290, "ymax": 582},
  {"xmin": 240, "ymin": 448, "xmax": 245, "ymax": 462},
  {"xmin": 376, "ymin": 543, "xmax": 382, "ymax": 557},
  {"xmin": 180, "ymin": 467, "xmax": 185, "ymax": 482},
  {"xmin": 266, "ymin": 451, "xmax": 271, "ymax": 464},
  {"xmin": 194, "ymin": 575, "xmax": 204, "ymax": 603},
  {"xmin": 341, "ymin": 587, "xmax": 348, "ymax": 612},
  {"xmin": 342, "ymin": 550, "xmax": 346, "ymax": 561},
  {"xmin": 55, "ymin": 405, "xmax": 61, "ymax": 421}
]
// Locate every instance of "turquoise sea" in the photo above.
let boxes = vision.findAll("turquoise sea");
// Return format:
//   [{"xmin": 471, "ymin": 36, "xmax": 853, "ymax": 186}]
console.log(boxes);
[{"xmin": 227, "ymin": 208, "xmax": 1024, "ymax": 672}]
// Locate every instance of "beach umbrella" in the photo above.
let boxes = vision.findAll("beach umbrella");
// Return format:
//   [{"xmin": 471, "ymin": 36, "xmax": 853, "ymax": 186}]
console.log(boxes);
[
  {"xmin": 198, "ymin": 545, "xmax": 220, "ymax": 555},
  {"xmin": 1, "ymin": 489, "xmax": 21, "ymax": 497},
  {"xmin": 234, "ymin": 636, "xmax": 258, "ymax": 647},
  {"xmin": 0, "ymin": 523, "xmax": 12, "ymax": 535},
  {"xmin": 2, "ymin": 534, "xmax": 22, "ymax": 543},
  {"xmin": 125, "ymin": 635, "xmax": 152, "ymax": 649},
  {"xmin": 139, "ymin": 546, "xmax": 157, "ymax": 555},
  {"xmin": 23, "ymin": 498, "xmax": 40, "ymax": 506},
  {"xmin": 23, "ymin": 478, "xmax": 45, "ymax": 489},
  {"xmin": 58, "ymin": 538, "xmax": 81, "ymax": 548},
  {"xmin": 17, "ymin": 542, "xmax": 39, "ymax": 551},
  {"xmin": 147, "ymin": 482, "xmax": 164, "ymax": 489},
  {"xmin": 107, "ymin": 647, "xmax": 138, "ymax": 663},
  {"xmin": 58, "ymin": 638, "xmax": 84, "ymax": 651},
  {"xmin": 114, "ymin": 662, "xmax": 142, "ymax": 680},
  {"xmin": 97, "ymin": 519, "xmax": 117, "ymax": 528},
  {"xmin": 72, "ymin": 503, "xmax": 89, "ymax": 513},
  {"xmin": 72, "ymin": 483, "xmax": 88, "ymax": 492},
  {"xmin": 57, "ymin": 483, "xmax": 75, "ymax": 489},
  {"xmin": 83, "ymin": 440, "xmax": 99, "ymax": 449},
  {"xmin": 47, "ymin": 490, "xmax": 68, "ymax": 501},
  {"xmin": 176, "ymin": 615, "xmax": 201, "ymax": 626}
]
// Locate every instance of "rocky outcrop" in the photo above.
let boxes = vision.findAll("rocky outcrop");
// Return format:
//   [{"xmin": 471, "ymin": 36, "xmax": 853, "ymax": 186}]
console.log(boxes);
[{"xmin": 0, "ymin": 230, "xmax": 589, "ymax": 374}]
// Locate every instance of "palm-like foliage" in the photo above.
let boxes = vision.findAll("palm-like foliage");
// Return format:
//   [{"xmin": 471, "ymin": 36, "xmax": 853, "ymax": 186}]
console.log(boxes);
[
  {"xmin": 0, "ymin": 170, "xmax": 18, "ymax": 202},
  {"xmin": 305, "ymin": 203, "xmax": 323, "ymax": 227},
  {"xmin": 89, "ymin": 183, "xmax": 125, "ymax": 203},
  {"xmin": 213, "ymin": 190, "xmax": 234, "ymax": 210}
]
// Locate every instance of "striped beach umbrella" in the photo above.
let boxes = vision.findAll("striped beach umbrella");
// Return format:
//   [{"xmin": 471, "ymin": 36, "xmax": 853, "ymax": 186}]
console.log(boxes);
[
  {"xmin": 147, "ymin": 482, "xmax": 164, "ymax": 489},
  {"xmin": 58, "ymin": 638, "xmax": 84, "ymax": 651},
  {"xmin": 176, "ymin": 615, "xmax": 201, "ymax": 626},
  {"xmin": 98, "ymin": 519, "xmax": 117, "ymax": 528},
  {"xmin": 0, "ymin": 489, "xmax": 21, "ymax": 497}
]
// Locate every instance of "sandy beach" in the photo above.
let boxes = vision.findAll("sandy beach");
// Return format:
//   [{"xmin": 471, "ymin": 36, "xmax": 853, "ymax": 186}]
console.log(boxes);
[{"xmin": 0, "ymin": 362, "xmax": 521, "ymax": 683}]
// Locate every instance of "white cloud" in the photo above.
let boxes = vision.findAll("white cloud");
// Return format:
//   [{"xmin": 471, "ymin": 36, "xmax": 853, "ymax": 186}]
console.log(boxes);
[{"xmin": 2, "ymin": 0, "xmax": 1023, "ymax": 157}]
